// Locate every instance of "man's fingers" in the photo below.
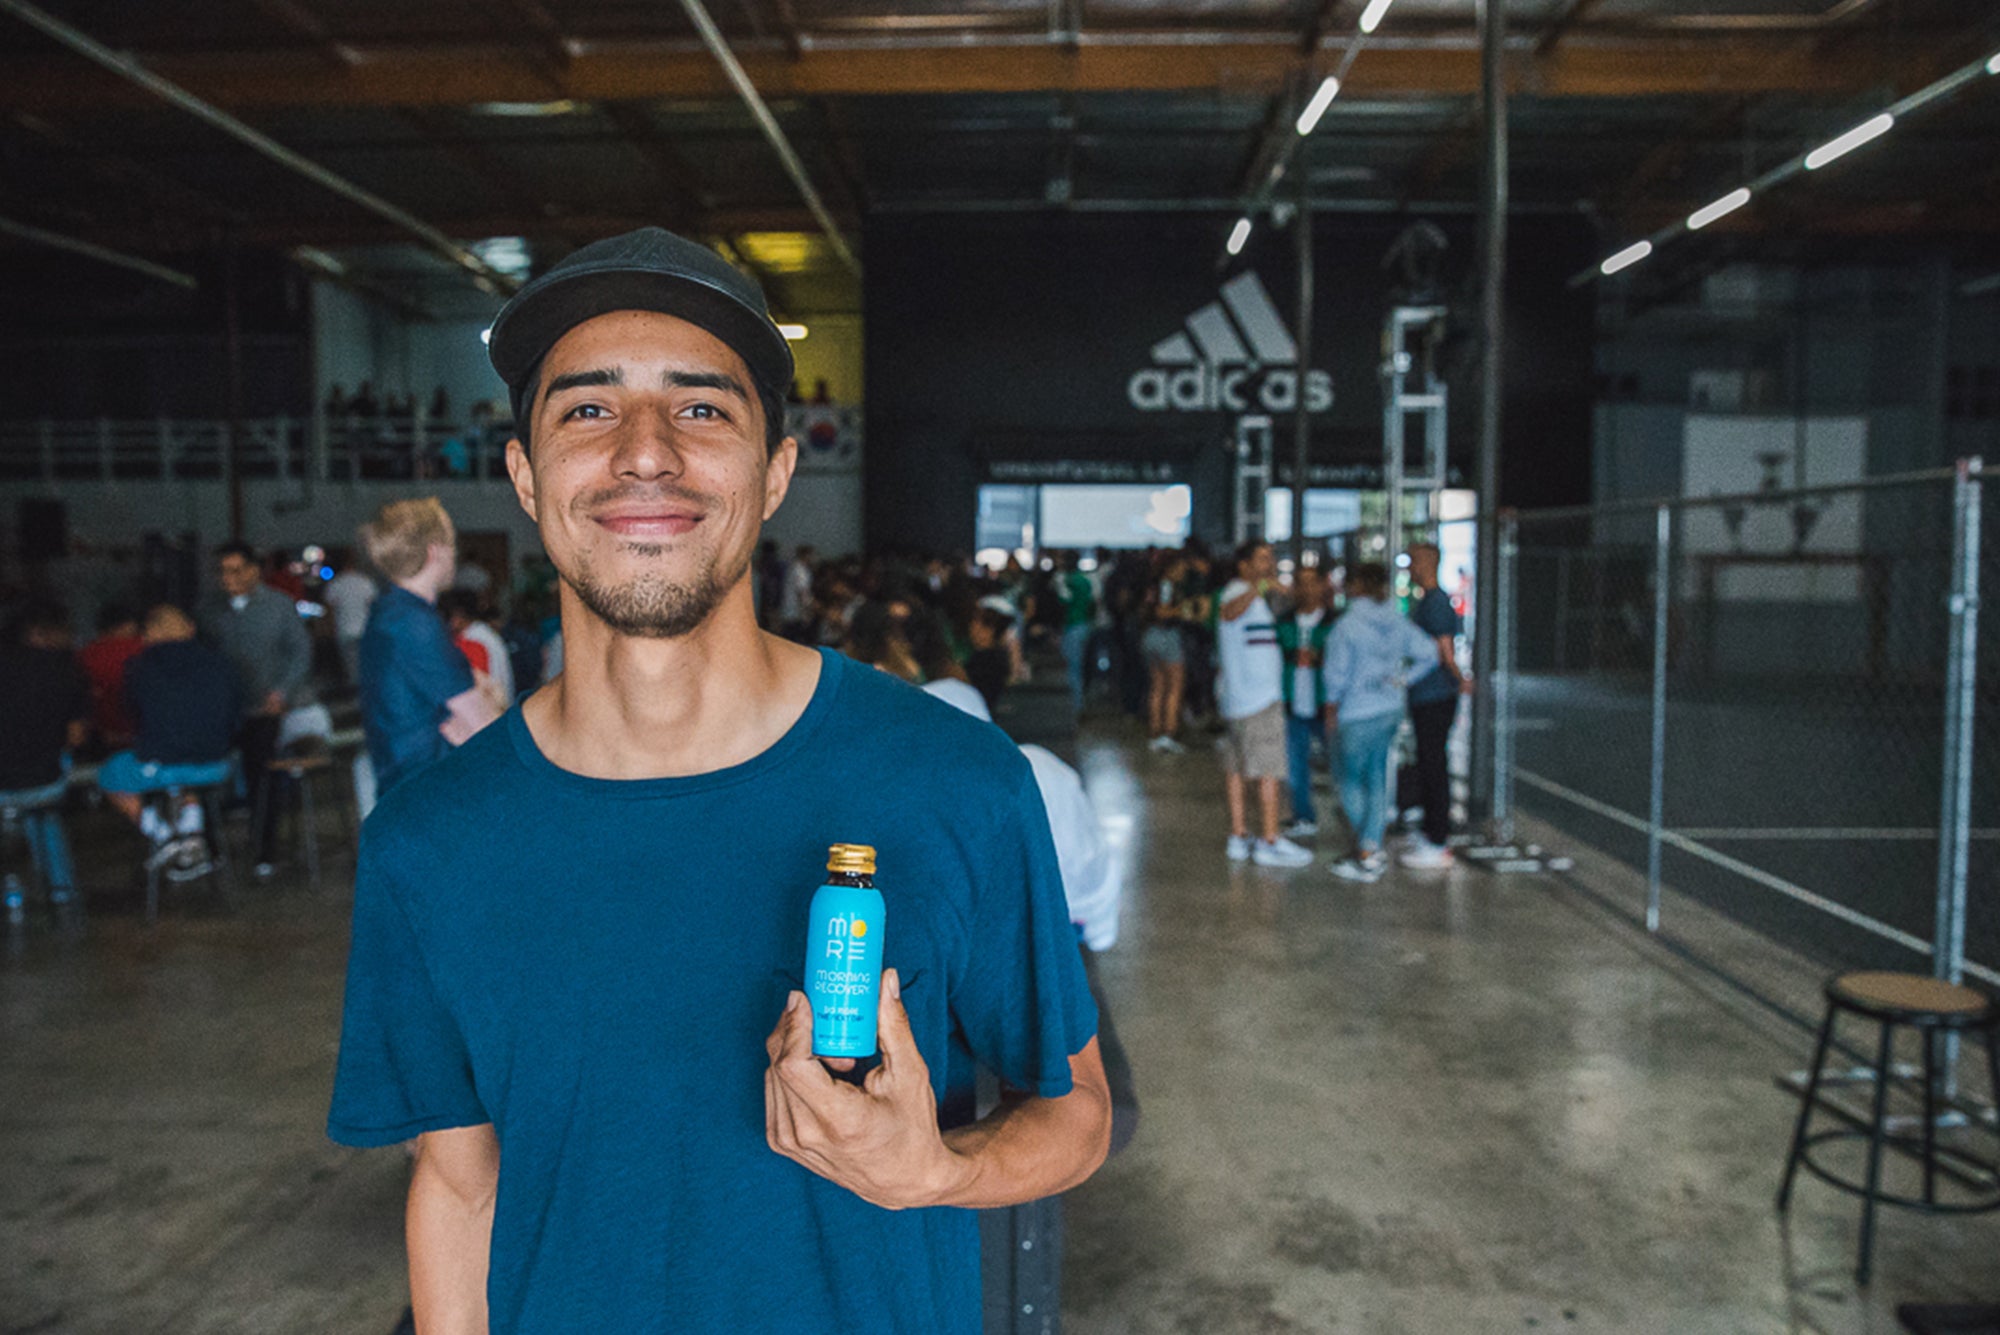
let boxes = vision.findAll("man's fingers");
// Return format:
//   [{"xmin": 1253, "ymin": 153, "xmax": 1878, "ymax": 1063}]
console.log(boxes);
[{"xmin": 872, "ymin": 968, "xmax": 920, "ymax": 1078}]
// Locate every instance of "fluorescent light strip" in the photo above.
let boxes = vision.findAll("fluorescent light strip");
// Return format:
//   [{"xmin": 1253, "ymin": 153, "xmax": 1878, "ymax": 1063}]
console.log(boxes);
[
  {"xmin": 1804, "ymin": 112, "xmax": 1894, "ymax": 170},
  {"xmin": 1988, "ymin": 51, "xmax": 2000, "ymax": 75},
  {"xmin": 1226, "ymin": 217, "xmax": 1252, "ymax": 256},
  {"xmin": 778, "ymin": 323, "xmax": 808, "ymax": 341},
  {"xmin": 1599, "ymin": 240, "xmax": 1653, "ymax": 276},
  {"xmin": 1359, "ymin": 0, "xmax": 1395, "ymax": 35},
  {"xmin": 1687, "ymin": 187, "xmax": 1752, "ymax": 230},
  {"xmin": 1295, "ymin": 77, "xmax": 1340, "ymax": 136}
]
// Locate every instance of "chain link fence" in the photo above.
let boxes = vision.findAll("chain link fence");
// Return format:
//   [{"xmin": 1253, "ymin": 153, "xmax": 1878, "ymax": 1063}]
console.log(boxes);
[{"xmin": 1495, "ymin": 461, "xmax": 1995, "ymax": 997}]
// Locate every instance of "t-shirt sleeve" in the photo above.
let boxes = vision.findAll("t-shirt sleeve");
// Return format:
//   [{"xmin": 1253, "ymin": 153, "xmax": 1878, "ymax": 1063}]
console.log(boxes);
[
  {"xmin": 328, "ymin": 831, "xmax": 487, "ymax": 1146},
  {"xmin": 950, "ymin": 761, "xmax": 1099, "ymax": 1099},
  {"xmin": 1414, "ymin": 591, "xmax": 1460, "ymax": 638}
]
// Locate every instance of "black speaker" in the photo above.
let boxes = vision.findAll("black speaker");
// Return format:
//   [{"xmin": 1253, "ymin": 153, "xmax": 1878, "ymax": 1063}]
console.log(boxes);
[{"xmin": 18, "ymin": 498, "xmax": 66, "ymax": 561}]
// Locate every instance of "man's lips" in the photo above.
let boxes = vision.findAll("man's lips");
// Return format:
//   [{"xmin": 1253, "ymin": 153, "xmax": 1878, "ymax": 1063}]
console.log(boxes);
[{"xmin": 593, "ymin": 510, "xmax": 704, "ymax": 538}]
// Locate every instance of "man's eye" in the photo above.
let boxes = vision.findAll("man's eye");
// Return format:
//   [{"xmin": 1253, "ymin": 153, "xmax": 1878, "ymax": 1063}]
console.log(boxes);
[
  {"xmin": 683, "ymin": 402, "xmax": 728, "ymax": 421},
  {"xmin": 561, "ymin": 403, "xmax": 607, "ymax": 421}
]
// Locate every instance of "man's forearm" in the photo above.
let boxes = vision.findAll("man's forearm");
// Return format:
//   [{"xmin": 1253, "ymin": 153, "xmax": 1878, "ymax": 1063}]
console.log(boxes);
[
  {"xmin": 407, "ymin": 1144, "xmax": 496, "ymax": 1334},
  {"xmin": 932, "ymin": 1039, "xmax": 1111, "ymax": 1210}
]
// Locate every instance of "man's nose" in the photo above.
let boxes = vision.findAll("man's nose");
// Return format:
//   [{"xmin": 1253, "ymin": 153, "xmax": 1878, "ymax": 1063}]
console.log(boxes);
[{"xmin": 609, "ymin": 407, "xmax": 686, "ymax": 479}]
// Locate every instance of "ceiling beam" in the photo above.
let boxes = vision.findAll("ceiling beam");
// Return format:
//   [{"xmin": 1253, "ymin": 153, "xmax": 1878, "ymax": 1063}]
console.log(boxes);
[{"xmin": 0, "ymin": 35, "xmax": 1946, "ymax": 110}]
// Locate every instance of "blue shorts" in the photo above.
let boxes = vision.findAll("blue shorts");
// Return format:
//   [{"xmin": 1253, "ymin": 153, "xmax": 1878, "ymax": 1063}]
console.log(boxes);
[{"xmin": 97, "ymin": 752, "xmax": 234, "ymax": 794}]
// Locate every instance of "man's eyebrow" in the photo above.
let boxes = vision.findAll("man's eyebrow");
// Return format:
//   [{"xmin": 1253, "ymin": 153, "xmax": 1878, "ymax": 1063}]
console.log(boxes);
[
  {"xmin": 544, "ymin": 367, "xmax": 624, "ymax": 398},
  {"xmin": 664, "ymin": 370, "xmax": 750, "ymax": 401}
]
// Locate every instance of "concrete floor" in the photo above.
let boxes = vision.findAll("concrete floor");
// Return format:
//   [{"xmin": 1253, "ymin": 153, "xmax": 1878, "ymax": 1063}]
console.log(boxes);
[{"xmin": 5, "ymin": 717, "xmax": 1999, "ymax": 1334}]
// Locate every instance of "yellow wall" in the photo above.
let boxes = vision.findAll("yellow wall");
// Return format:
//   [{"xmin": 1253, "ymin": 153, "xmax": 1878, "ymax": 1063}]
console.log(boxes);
[{"xmin": 785, "ymin": 314, "xmax": 864, "ymax": 405}]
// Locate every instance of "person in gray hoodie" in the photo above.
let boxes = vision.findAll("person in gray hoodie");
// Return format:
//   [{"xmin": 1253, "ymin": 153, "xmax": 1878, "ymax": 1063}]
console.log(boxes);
[
  {"xmin": 202, "ymin": 541, "xmax": 313, "ymax": 875},
  {"xmin": 1320, "ymin": 562, "xmax": 1445, "ymax": 883}
]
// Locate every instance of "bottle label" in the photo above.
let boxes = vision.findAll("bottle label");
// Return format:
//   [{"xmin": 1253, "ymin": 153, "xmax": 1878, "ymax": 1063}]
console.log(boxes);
[{"xmin": 807, "ymin": 898, "xmax": 883, "ymax": 1057}]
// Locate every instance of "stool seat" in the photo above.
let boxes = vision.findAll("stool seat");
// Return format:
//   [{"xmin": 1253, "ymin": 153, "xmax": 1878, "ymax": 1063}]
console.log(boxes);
[
  {"xmin": 268, "ymin": 754, "xmax": 332, "ymax": 775},
  {"xmin": 1831, "ymin": 972, "xmax": 1995, "ymax": 1025}
]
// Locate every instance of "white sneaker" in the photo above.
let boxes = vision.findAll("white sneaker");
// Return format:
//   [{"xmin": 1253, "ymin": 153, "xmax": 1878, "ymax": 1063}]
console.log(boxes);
[
  {"xmin": 1156, "ymin": 735, "xmax": 1186, "ymax": 755},
  {"xmin": 1329, "ymin": 857, "xmax": 1382, "ymax": 883},
  {"xmin": 174, "ymin": 801, "xmax": 205, "ymax": 836},
  {"xmin": 1360, "ymin": 850, "xmax": 1389, "ymax": 877},
  {"xmin": 1283, "ymin": 819, "xmax": 1319, "ymax": 839},
  {"xmin": 1226, "ymin": 835, "xmax": 1253, "ymax": 862},
  {"xmin": 1252, "ymin": 836, "xmax": 1313, "ymax": 869},
  {"xmin": 1400, "ymin": 840, "xmax": 1455, "ymax": 870}
]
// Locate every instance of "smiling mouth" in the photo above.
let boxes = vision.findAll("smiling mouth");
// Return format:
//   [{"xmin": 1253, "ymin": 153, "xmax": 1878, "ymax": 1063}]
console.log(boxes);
[{"xmin": 594, "ymin": 511, "xmax": 704, "ymax": 540}]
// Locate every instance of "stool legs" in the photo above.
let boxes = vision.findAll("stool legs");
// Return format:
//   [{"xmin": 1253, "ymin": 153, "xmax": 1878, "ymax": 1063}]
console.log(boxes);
[
  {"xmin": 1778, "ymin": 1004, "xmax": 1839, "ymax": 1213},
  {"xmin": 1855, "ymin": 1020, "xmax": 1897, "ymax": 1286},
  {"xmin": 299, "ymin": 774, "xmax": 320, "ymax": 887},
  {"xmin": 1921, "ymin": 1028, "xmax": 1940, "ymax": 1208}
]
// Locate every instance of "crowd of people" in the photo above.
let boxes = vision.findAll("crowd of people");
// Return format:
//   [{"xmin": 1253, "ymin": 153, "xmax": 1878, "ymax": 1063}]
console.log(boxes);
[
  {"xmin": 751, "ymin": 532, "xmax": 1470, "ymax": 881},
  {"xmin": 0, "ymin": 496, "xmax": 1465, "ymax": 922}
]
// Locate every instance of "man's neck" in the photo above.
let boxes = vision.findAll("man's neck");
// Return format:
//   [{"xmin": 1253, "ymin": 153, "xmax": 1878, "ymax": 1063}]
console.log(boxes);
[
  {"xmin": 523, "ymin": 579, "xmax": 822, "ymax": 781},
  {"xmin": 395, "ymin": 573, "xmax": 442, "ymax": 604}
]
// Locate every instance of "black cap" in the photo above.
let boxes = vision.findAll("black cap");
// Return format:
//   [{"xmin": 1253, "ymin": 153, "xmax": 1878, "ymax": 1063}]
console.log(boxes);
[{"xmin": 485, "ymin": 227, "xmax": 795, "ymax": 432}]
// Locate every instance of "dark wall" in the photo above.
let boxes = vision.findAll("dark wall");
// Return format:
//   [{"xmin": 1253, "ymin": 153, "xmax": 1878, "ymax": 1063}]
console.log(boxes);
[
  {"xmin": 863, "ymin": 211, "xmax": 1595, "ymax": 554},
  {"xmin": 0, "ymin": 247, "xmax": 310, "ymax": 418}
]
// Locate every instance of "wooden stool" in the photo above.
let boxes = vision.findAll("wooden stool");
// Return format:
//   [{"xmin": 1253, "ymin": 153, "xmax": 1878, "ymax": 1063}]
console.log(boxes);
[
  {"xmin": 260, "ymin": 752, "xmax": 352, "ymax": 886},
  {"xmin": 1777, "ymin": 971, "xmax": 2000, "ymax": 1285}
]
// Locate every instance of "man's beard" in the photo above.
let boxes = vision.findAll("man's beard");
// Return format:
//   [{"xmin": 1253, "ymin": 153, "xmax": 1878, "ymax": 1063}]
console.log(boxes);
[
  {"xmin": 567, "ymin": 543, "xmax": 748, "ymax": 639},
  {"xmin": 562, "ymin": 483, "xmax": 748, "ymax": 638}
]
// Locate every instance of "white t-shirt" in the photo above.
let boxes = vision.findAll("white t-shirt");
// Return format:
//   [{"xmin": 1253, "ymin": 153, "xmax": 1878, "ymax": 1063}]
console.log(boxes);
[
  {"xmin": 921, "ymin": 675, "xmax": 1119, "ymax": 949},
  {"xmin": 1020, "ymin": 744, "xmax": 1120, "ymax": 952},
  {"xmin": 1215, "ymin": 579, "xmax": 1284, "ymax": 720},
  {"xmin": 921, "ymin": 677, "xmax": 991, "ymax": 722},
  {"xmin": 324, "ymin": 570, "xmax": 377, "ymax": 640},
  {"xmin": 1291, "ymin": 608, "xmax": 1325, "ymax": 719},
  {"xmin": 780, "ymin": 560, "xmax": 814, "ymax": 623},
  {"xmin": 461, "ymin": 620, "xmax": 514, "ymax": 705}
]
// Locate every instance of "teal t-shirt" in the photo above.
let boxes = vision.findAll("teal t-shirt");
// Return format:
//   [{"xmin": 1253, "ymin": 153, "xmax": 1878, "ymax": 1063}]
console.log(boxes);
[{"xmin": 328, "ymin": 650, "xmax": 1097, "ymax": 1334}]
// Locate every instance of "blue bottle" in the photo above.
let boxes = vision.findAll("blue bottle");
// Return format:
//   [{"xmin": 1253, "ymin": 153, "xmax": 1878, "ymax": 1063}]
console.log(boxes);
[{"xmin": 806, "ymin": 843, "xmax": 885, "ymax": 1059}]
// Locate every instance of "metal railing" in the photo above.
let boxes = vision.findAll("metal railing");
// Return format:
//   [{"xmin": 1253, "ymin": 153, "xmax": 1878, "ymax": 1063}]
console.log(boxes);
[
  {"xmin": 0, "ymin": 415, "xmax": 513, "ymax": 484},
  {"xmin": 1490, "ymin": 460, "xmax": 1994, "ymax": 1014}
]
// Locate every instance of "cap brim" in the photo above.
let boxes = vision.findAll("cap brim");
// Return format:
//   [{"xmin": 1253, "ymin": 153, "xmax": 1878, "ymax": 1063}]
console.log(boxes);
[{"xmin": 488, "ymin": 268, "xmax": 794, "ymax": 408}]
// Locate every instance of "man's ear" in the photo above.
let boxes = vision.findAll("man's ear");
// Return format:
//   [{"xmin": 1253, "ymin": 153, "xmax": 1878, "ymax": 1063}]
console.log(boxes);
[
  {"xmin": 505, "ymin": 437, "xmax": 539, "ymax": 522},
  {"xmin": 762, "ymin": 435, "xmax": 799, "ymax": 522}
]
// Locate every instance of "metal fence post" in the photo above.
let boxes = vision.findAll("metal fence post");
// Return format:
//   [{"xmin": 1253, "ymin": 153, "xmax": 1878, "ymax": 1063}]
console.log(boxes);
[
  {"xmin": 1646, "ymin": 503, "xmax": 1671, "ymax": 934},
  {"xmin": 1492, "ymin": 512, "xmax": 1519, "ymax": 846},
  {"xmin": 1936, "ymin": 459, "xmax": 1982, "ymax": 984}
]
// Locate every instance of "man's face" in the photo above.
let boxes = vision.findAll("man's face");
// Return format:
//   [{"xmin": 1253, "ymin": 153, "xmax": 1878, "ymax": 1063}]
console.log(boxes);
[
  {"xmin": 505, "ymin": 310, "xmax": 797, "ymax": 639},
  {"xmin": 1408, "ymin": 545, "xmax": 1439, "ymax": 584},
  {"xmin": 217, "ymin": 552, "xmax": 260, "ymax": 598},
  {"xmin": 1294, "ymin": 568, "xmax": 1324, "ymax": 607},
  {"xmin": 1243, "ymin": 544, "xmax": 1276, "ymax": 584}
]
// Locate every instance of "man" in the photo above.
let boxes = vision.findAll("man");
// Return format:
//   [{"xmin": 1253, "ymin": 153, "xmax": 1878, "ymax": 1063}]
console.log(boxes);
[
  {"xmin": 1214, "ymin": 541, "xmax": 1313, "ymax": 868},
  {"xmin": 97, "ymin": 605, "xmax": 240, "ymax": 874},
  {"xmin": 78, "ymin": 603, "xmax": 145, "ymax": 749},
  {"xmin": 1052, "ymin": 550, "xmax": 1096, "ymax": 716},
  {"xmin": 328, "ymin": 227, "xmax": 1109, "ymax": 1335},
  {"xmin": 0, "ymin": 599, "xmax": 88, "ymax": 907},
  {"xmin": 778, "ymin": 542, "xmax": 816, "ymax": 637},
  {"xmin": 438, "ymin": 589, "xmax": 516, "ymax": 707},
  {"xmin": 1275, "ymin": 564, "xmax": 1335, "ymax": 840},
  {"xmin": 355, "ymin": 498, "xmax": 502, "ymax": 797},
  {"xmin": 324, "ymin": 557, "xmax": 378, "ymax": 686},
  {"xmin": 203, "ymin": 540, "xmax": 313, "ymax": 877},
  {"xmin": 1402, "ymin": 541, "xmax": 1471, "ymax": 870}
]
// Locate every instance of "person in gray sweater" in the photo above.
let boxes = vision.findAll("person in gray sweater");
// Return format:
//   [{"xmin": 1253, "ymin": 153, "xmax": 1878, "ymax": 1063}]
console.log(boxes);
[{"xmin": 201, "ymin": 541, "xmax": 314, "ymax": 874}]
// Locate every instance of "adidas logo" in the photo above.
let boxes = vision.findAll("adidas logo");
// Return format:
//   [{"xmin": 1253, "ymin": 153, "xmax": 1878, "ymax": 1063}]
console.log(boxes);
[{"xmin": 1128, "ymin": 271, "xmax": 1334, "ymax": 415}]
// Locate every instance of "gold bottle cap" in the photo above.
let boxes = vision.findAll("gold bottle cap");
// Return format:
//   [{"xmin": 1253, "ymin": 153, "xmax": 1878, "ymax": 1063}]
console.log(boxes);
[{"xmin": 827, "ymin": 843, "xmax": 877, "ymax": 876}]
